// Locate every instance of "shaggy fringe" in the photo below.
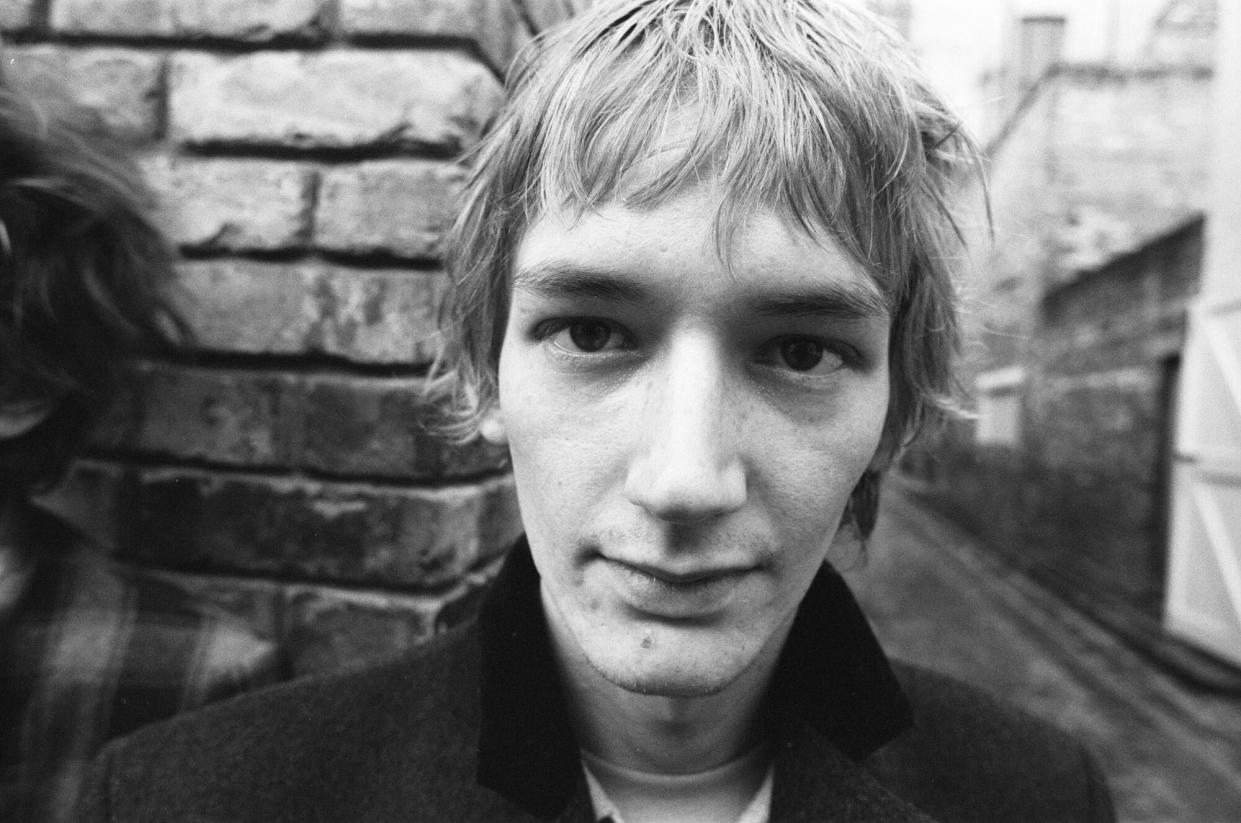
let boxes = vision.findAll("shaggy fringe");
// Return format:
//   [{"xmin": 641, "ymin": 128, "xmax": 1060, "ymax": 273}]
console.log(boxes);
[
  {"xmin": 434, "ymin": 0, "xmax": 983, "ymax": 446},
  {"xmin": 431, "ymin": 0, "xmax": 984, "ymax": 515},
  {"xmin": 433, "ymin": 0, "xmax": 987, "ymax": 535}
]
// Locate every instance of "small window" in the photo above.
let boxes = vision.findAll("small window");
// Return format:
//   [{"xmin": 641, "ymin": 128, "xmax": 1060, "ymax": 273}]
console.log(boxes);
[{"xmin": 975, "ymin": 367, "xmax": 1025, "ymax": 447}]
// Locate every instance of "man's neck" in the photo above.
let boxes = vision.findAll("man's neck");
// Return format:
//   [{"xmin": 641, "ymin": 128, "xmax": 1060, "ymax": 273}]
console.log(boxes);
[{"xmin": 545, "ymin": 601, "xmax": 789, "ymax": 775}]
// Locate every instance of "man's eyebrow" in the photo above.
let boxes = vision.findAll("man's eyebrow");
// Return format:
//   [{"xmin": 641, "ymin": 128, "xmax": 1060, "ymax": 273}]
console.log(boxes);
[
  {"xmin": 744, "ymin": 284, "xmax": 889, "ymax": 320},
  {"xmin": 512, "ymin": 260, "xmax": 889, "ymax": 318},
  {"xmin": 511, "ymin": 261, "xmax": 648, "ymax": 302}
]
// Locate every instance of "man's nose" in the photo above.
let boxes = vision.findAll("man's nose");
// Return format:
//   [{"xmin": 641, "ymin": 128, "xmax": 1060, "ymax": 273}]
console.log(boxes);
[{"xmin": 623, "ymin": 332, "xmax": 747, "ymax": 523}]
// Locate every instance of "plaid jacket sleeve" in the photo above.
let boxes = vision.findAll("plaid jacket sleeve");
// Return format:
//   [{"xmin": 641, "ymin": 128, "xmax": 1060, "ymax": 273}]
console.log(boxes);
[{"xmin": 0, "ymin": 548, "xmax": 285, "ymax": 823}]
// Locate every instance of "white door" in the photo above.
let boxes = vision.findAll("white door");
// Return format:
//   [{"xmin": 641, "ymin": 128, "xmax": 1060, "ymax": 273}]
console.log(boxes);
[{"xmin": 1164, "ymin": 0, "xmax": 1241, "ymax": 666}]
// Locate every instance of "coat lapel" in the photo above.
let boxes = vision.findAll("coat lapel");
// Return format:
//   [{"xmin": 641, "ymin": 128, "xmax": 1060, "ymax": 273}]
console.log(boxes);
[{"xmin": 771, "ymin": 716, "xmax": 939, "ymax": 823}]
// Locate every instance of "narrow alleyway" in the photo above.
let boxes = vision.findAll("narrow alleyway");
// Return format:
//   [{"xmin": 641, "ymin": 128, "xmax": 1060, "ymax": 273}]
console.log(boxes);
[{"xmin": 845, "ymin": 483, "xmax": 1241, "ymax": 823}]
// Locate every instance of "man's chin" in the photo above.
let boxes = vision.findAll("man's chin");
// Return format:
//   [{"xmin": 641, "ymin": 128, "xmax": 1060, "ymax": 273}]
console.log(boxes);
[{"xmin": 587, "ymin": 653, "xmax": 747, "ymax": 699}]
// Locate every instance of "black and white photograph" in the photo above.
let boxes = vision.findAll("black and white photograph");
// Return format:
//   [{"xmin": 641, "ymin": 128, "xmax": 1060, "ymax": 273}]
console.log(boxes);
[{"xmin": 1, "ymin": 1, "xmax": 1237, "ymax": 821}]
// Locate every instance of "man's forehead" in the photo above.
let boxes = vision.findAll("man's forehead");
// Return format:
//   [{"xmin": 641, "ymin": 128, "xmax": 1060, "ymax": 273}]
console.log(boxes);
[{"xmin": 512, "ymin": 192, "xmax": 890, "ymax": 319}]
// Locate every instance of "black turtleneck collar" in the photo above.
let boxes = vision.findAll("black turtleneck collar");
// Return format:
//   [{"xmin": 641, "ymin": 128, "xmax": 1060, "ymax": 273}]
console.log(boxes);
[{"xmin": 473, "ymin": 536, "xmax": 912, "ymax": 820}]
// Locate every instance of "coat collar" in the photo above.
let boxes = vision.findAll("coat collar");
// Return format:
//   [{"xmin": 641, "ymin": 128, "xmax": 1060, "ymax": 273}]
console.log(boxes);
[{"xmin": 469, "ymin": 537, "xmax": 915, "ymax": 821}]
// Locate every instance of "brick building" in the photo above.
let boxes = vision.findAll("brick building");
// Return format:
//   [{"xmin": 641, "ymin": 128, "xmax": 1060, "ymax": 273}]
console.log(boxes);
[
  {"xmin": 907, "ymin": 218, "xmax": 1203, "ymax": 622},
  {"xmin": 900, "ymin": 0, "xmax": 1227, "ymax": 672},
  {"xmin": 0, "ymin": 0, "xmax": 588, "ymax": 676},
  {"xmin": 971, "ymin": 60, "xmax": 1211, "ymax": 373}
]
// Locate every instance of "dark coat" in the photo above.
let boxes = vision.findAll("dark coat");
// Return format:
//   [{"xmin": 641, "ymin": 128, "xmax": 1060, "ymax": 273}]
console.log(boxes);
[{"xmin": 77, "ymin": 541, "xmax": 1113, "ymax": 823}]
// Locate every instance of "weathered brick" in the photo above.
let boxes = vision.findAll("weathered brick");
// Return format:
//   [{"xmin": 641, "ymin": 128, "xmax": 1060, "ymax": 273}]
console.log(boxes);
[
  {"xmin": 173, "ymin": 262, "xmax": 443, "ymax": 364},
  {"xmin": 282, "ymin": 584, "xmax": 442, "ymax": 673},
  {"xmin": 149, "ymin": 571, "xmax": 285, "ymax": 642},
  {"xmin": 4, "ymin": 47, "xmax": 163, "ymax": 142},
  {"xmin": 478, "ymin": 475, "xmax": 523, "ymax": 562},
  {"xmin": 300, "ymin": 377, "xmax": 510, "ymax": 478},
  {"xmin": 172, "ymin": 261, "xmax": 316, "ymax": 357},
  {"xmin": 315, "ymin": 160, "xmax": 465, "ymax": 260},
  {"xmin": 0, "ymin": 0, "xmax": 35, "ymax": 30},
  {"xmin": 141, "ymin": 155, "xmax": 315, "ymax": 251},
  {"xmin": 301, "ymin": 376, "xmax": 439, "ymax": 478},
  {"xmin": 339, "ymin": 0, "xmax": 522, "ymax": 72},
  {"xmin": 169, "ymin": 51, "xmax": 502, "ymax": 153},
  {"xmin": 99, "ymin": 363, "xmax": 299, "ymax": 466},
  {"xmin": 50, "ymin": 0, "xmax": 327, "ymax": 40},
  {"xmin": 284, "ymin": 557, "xmax": 507, "ymax": 674},
  {"xmin": 508, "ymin": 13, "xmax": 535, "ymax": 63},
  {"xmin": 515, "ymin": 0, "xmax": 587, "ymax": 32},
  {"xmin": 307, "ymin": 266, "xmax": 445, "ymax": 364},
  {"xmin": 129, "ymin": 472, "xmax": 489, "ymax": 587},
  {"xmin": 434, "ymin": 553, "xmax": 506, "ymax": 632}
]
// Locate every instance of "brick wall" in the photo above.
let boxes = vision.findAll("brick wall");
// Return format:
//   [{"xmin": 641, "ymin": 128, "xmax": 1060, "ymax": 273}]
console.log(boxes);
[
  {"xmin": 1144, "ymin": 0, "xmax": 1216, "ymax": 68},
  {"xmin": 908, "ymin": 59, "xmax": 1213, "ymax": 623},
  {"xmin": 905, "ymin": 218, "xmax": 1204, "ymax": 621},
  {"xmin": 969, "ymin": 64, "xmax": 1212, "ymax": 375},
  {"xmin": 1, "ymin": 0, "xmax": 549, "ymax": 675},
  {"xmin": 1020, "ymin": 218, "xmax": 1202, "ymax": 607}
]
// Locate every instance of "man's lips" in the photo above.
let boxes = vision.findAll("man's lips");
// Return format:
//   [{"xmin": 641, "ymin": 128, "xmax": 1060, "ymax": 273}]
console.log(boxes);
[
  {"xmin": 597, "ymin": 556, "xmax": 754, "ymax": 617},
  {"xmin": 612, "ymin": 559, "xmax": 752, "ymax": 586}
]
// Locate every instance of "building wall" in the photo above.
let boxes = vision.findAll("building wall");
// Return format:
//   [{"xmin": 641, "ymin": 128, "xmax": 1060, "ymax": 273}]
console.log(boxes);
[
  {"xmin": 903, "ymin": 39, "xmax": 1213, "ymax": 625},
  {"xmin": 905, "ymin": 0, "xmax": 1175, "ymax": 142},
  {"xmin": 1022, "ymin": 218, "xmax": 1201, "ymax": 610},
  {"xmin": 969, "ymin": 62, "xmax": 1211, "ymax": 374},
  {"xmin": 1040, "ymin": 67, "xmax": 1211, "ymax": 273},
  {"xmin": 907, "ymin": 219, "xmax": 1203, "ymax": 619},
  {"xmin": 2, "ymin": 0, "xmax": 542, "ymax": 676},
  {"xmin": 989, "ymin": 64, "xmax": 1211, "ymax": 281},
  {"xmin": 1143, "ymin": 0, "xmax": 1216, "ymax": 68}
]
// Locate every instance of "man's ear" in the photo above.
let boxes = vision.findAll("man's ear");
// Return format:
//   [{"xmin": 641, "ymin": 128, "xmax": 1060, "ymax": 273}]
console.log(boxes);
[
  {"xmin": 478, "ymin": 406, "xmax": 507, "ymax": 445},
  {"xmin": 0, "ymin": 397, "xmax": 57, "ymax": 440}
]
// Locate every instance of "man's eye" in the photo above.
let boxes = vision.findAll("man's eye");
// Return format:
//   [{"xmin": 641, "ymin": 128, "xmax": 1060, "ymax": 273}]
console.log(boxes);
[
  {"xmin": 549, "ymin": 320, "xmax": 628, "ymax": 353},
  {"xmin": 761, "ymin": 336, "xmax": 845, "ymax": 375},
  {"xmin": 780, "ymin": 339, "xmax": 826, "ymax": 371}
]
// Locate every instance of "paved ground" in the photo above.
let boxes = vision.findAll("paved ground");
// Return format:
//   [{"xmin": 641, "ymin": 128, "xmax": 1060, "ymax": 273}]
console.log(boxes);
[{"xmin": 842, "ymin": 483, "xmax": 1241, "ymax": 823}]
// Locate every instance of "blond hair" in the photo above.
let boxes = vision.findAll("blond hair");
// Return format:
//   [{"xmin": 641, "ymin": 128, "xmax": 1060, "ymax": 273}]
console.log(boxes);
[{"xmin": 434, "ymin": 0, "xmax": 983, "ymax": 532}]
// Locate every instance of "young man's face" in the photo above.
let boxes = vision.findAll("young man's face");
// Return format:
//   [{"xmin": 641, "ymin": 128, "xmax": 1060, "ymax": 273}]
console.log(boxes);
[{"xmin": 493, "ymin": 184, "xmax": 891, "ymax": 698}]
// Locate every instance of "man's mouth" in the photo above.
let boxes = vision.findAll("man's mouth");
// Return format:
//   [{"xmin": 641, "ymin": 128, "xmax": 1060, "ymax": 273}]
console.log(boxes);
[
  {"xmin": 600, "ymin": 556, "xmax": 755, "ymax": 617},
  {"xmin": 616, "ymin": 559, "xmax": 750, "ymax": 586}
]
